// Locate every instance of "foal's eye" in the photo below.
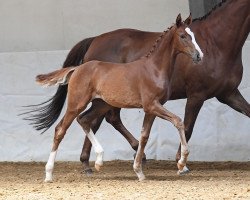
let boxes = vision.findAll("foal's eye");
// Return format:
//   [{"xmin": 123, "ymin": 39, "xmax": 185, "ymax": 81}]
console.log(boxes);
[{"xmin": 180, "ymin": 34, "xmax": 186, "ymax": 39}]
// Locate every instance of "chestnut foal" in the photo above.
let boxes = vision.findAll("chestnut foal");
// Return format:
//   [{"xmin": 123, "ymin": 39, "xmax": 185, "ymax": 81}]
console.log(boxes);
[{"xmin": 37, "ymin": 14, "xmax": 202, "ymax": 182}]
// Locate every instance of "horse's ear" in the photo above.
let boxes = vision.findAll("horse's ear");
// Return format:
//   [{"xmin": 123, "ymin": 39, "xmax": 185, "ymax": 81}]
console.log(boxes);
[
  {"xmin": 176, "ymin": 14, "xmax": 182, "ymax": 27},
  {"xmin": 184, "ymin": 14, "xmax": 192, "ymax": 26}
]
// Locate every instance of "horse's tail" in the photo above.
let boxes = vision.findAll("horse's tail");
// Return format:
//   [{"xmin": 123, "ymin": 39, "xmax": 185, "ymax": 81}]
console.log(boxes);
[
  {"xmin": 22, "ymin": 37, "xmax": 95, "ymax": 133},
  {"xmin": 36, "ymin": 67, "xmax": 76, "ymax": 86}
]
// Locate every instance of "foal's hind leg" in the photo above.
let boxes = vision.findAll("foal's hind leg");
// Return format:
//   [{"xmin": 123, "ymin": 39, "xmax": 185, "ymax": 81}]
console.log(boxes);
[
  {"xmin": 45, "ymin": 109, "xmax": 79, "ymax": 182},
  {"xmin": 80, "ymin": 114, "xmax": 105, "ymax": 175},
  {"xmin": 45, "ymin": 89, "xmax": 94, "ymax": 182},
  {"xmin": 79, "ymin": 100, "xmax": 107, "ymax": 174},
  {"xmin": 77, "ymin": 100, "xmax": 112, "ymax": 172}
]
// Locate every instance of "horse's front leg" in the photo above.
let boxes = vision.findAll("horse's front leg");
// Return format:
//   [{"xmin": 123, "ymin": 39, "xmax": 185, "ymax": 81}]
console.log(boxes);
[
  {"xmin": 133, "ymin": 114, "xmax": 155, "ymax": 181},
  {"xmin": 105, "ymin": 108, "xmax": 146, "ymax": 162},
  {"xmin": 176, "ymin": 96, "xmax": 204, "ymax": 174},
  {"xmin": 217, "ymin": 88, "xmax": 250, "ymax": 117},
  {"xmin": 105, "ymin": 108, "xmax": 139, "ymax": 151}
]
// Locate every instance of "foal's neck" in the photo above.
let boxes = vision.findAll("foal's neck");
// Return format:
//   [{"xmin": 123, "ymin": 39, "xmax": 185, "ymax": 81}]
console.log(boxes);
[{"xmin": 147, "ymin": 29, "xmax": 176, "ymax": 74}]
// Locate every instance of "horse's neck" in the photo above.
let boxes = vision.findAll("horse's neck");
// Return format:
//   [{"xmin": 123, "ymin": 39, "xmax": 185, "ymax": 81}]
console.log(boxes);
[{"xmin": 195, "ymin": 0, "xmax": 250, "ymax": 57}]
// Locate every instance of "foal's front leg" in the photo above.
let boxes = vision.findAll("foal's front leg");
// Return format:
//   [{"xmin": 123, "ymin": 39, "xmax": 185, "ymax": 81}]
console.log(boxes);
[
  {"xmin": 147, "ymin": 101, "xmax": 190, "ymax": 173},
  {"xmin": 133, "ymin": 114, "xmax": 155, "ymax": 181},
  {"xmin": 176, "ymin": 96, "xmax": 204, "ymax": 174}
]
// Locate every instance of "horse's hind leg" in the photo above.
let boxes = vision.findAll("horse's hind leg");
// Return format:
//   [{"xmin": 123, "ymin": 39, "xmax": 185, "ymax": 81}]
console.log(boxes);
[
  {"xmin": 45, "ymin": 109, "xmax": 79, "ymax": 182},
  {"xmin": 217, "ymin": 89, "xmax": 250, "ymax": 117}
]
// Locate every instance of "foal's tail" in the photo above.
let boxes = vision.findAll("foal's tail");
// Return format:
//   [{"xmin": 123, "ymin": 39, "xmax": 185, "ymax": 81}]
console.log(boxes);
[
  {"xmin": 36, "ymin": 67, "xmax": 76, "ymax": 86},
  {"xmin": 21, "ymin": 37, "xmax": 95, "ymax": 133}
]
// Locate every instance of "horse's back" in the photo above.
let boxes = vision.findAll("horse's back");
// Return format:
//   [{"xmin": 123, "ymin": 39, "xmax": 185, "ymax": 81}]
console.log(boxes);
[{"xmin": 84, "ymin": 29, "xmax": 160, "ymax": 63}]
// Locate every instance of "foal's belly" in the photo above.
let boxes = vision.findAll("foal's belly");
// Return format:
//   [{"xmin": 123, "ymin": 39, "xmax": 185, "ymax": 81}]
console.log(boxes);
[
  {"xmin": 95, "ymin": 87, "xmax": 142, "ymax": 108},
  {"xmin": 95, "ymin": 73, "xmax": 142, "ymax": 108}
]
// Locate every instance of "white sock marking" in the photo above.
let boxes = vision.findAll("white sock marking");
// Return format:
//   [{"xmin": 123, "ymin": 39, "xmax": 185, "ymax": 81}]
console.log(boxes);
[
  {"xmin": 86, "ymin": 130, "xmax": 104, "ymax": 167},
  {"xmin": 87, "ymin": 131, "xmax": 104, "ymax": 154},
  {"xmin": 185, "ymin": 27, "xmax": 204, "ymax": 59},
  {"xmin": 45, "ymin": 150, "xmax": 57, "ymax": 182}
]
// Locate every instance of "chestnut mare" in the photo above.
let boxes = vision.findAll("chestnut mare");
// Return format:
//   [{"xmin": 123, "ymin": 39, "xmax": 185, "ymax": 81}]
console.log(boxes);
[
  {"xmin": 24, "ymin": 0, "xmax": 250, "ymax": 174},
  {"xmin": 36, "ymin": 15, "xmax": 202, "ymax": 182}
]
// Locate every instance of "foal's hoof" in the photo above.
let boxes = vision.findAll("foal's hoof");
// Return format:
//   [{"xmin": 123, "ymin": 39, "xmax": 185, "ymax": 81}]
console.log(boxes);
[
  {"xmin": 84, "ymin": 168, "xmax": 93, "ymax": 176},
  {"xmin": 138, "ymin": 174, "xmax": 146, "ymax": 182},
  {"xmin": 177, "ymin": 166, "xmax": 190, "ymax": 176},
  {"xmin": 95, "ymin": 163, "xmax": 102, "ymax": 171},
  {"xmin": 134, "ymin": 168, "xmax": 146, "ymax": 181},
  {"xmin": 44, "ymin": 178, "xmax": 53, "ymax": 183}
]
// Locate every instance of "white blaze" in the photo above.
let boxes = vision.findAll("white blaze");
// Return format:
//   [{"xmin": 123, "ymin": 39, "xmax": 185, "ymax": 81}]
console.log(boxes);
[{"xmin": 185, "ymin": 27, "xmax": 204, "ymax": 59}]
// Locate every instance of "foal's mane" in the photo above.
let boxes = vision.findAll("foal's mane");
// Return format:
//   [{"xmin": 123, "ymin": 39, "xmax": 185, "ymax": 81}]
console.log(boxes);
[
  {"xmin": 145, "ymin": 25, "xmax": 174, "ymax": 58},
  {"xmin": 193, "ymin": 0, "xmax": 227, "ymax": 22}
]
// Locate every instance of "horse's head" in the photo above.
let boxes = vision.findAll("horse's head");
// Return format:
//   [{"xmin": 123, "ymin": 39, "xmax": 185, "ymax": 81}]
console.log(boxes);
[{"xmin": 173, "ymin": 14, "xmax": 203, "ymax": 63}]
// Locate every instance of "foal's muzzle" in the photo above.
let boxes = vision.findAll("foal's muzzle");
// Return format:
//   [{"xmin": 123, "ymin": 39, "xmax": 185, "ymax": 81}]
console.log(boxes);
[{"xmin": 193, "ymin": 50, "xmax": 202, "ymax": 63}]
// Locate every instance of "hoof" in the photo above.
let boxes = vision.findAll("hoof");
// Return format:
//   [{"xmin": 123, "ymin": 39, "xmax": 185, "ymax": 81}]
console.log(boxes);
[
  {"xmin": 44, "ymin": 178, "xmax": 53, "ymax": 183},
  {"xmin": 134, "ymin": 167, "xmax": 146, "ymax": 182},
  {"xmin": 95, "ymin": 163, "xmax": 102, "ymax": 171},
  {"xmin": 84, "ymin": 168, "xmax": 93, "ymax": 176},
  {"xmin": 138, "ymin": 174, "xmax": 146, "ymax": 182},
  {"xmin": 177, "ymin": 166, "xmax": 190, "ymax": 176}
]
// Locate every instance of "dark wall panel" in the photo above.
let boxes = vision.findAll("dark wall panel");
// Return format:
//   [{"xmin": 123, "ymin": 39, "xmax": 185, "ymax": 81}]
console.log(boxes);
[{"xmin": 189, "ymin": 0, "xmax": 222, "ymax": 18}]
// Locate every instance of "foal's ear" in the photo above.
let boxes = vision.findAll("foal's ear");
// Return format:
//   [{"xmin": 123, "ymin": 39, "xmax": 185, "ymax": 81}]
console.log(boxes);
[
  {"xmin": 184, "ymin": 14, "xmax": 192, "ymax": 26},
  {"xmin": 176, "ymin": 14, "xmax": 182, "ymax": 27}
]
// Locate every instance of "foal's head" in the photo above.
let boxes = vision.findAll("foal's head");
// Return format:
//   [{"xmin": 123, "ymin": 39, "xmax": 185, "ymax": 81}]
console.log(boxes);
[{"xmin": 172, "ymin": 14, "xmax": 203, "ymax": 63}]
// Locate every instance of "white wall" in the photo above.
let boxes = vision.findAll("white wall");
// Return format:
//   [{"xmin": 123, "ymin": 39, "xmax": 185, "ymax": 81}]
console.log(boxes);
[
  {"xmin": 0, "ymin": 0, "xmax": 189, "ymax": 52},
  {"xmin": 0, "ymin": 1, "xmax": 249, "ymax": 162}
]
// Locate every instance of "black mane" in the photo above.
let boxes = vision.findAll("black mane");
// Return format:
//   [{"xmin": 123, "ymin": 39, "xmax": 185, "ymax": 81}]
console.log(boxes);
[{"xmin": 193, "ymin": 0, "xmax": 227, "ymax": 22}]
